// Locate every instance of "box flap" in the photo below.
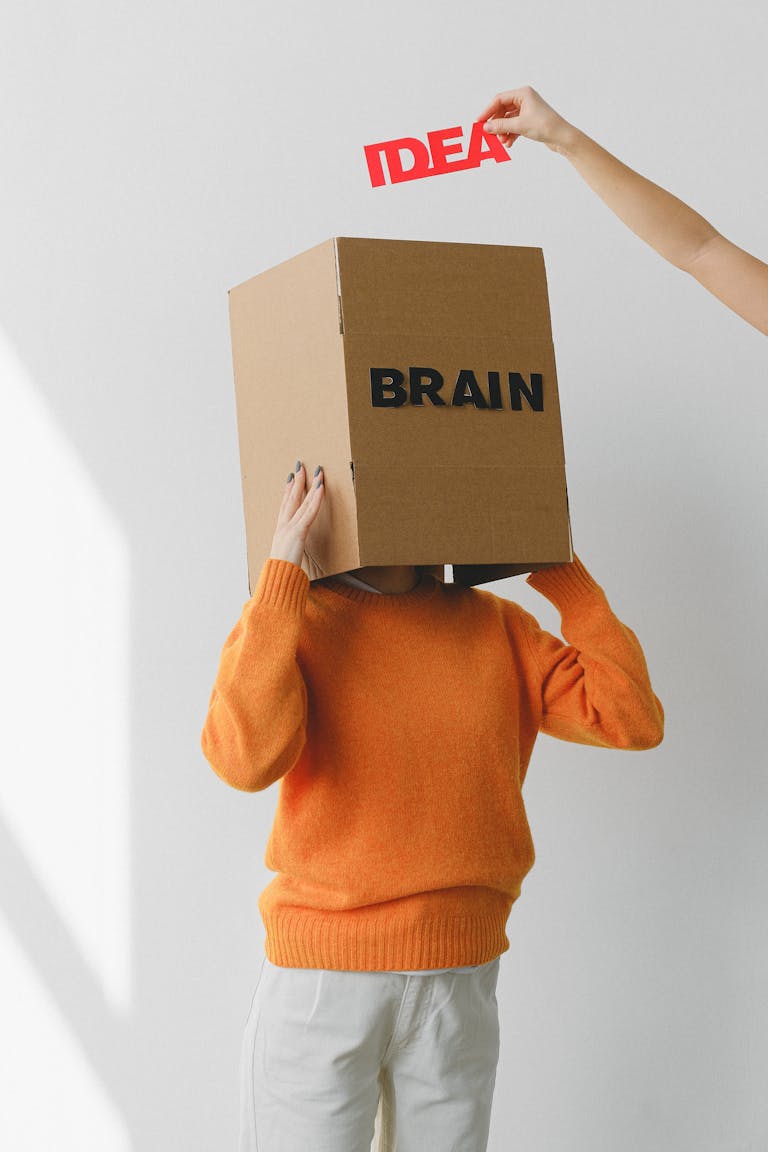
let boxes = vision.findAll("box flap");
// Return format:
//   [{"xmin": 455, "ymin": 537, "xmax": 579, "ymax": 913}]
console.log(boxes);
[{"xmin": 334, "ymin": 237, "xmax": 551, "ymax": 337}]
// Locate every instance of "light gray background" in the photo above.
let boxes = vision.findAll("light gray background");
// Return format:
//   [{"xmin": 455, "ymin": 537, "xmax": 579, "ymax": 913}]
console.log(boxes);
[{"xmin": 1, "ymin": 1, "xmax": 766, "ymax": 1149}]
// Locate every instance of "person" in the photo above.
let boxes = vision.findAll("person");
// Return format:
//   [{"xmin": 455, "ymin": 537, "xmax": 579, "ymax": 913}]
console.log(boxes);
[
  {"xmin": 200, "ymin": 459, "xmax": 665, "ymax": 1152},
  {"xmin": 478, "ymin": 85, "xmax": 768, "ymax": 336}
]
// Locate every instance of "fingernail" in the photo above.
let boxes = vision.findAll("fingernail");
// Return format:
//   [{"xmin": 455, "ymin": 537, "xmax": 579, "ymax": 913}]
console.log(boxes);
[
  {"xmin": 287, "ymin": 472, "xmax": 294, "ymax": 483},
  {"xmin": 314, "ymin": 465, "xmax": 321, "ymax": 476},
  {"xmin": 295, "ymin": 459, "xmax": 301, "ymax": 472}
]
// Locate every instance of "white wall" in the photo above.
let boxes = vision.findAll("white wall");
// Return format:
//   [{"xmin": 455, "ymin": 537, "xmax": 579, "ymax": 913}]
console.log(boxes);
[{"xmin": 1, "ymin": 1, "xmax": 766, "ymax": 1149}]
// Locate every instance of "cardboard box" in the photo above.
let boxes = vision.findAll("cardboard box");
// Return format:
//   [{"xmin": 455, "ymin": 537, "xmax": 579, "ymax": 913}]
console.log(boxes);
[{"xmin": 228, "ymin": 236, "xmax": 572, "ymax": 591}]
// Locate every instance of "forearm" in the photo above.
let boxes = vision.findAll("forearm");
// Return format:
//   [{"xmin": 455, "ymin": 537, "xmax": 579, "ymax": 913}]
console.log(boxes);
[
  {"xmin": 555, "ymin": 125, "xmax": 719, "ymax": 271},
  {"xmin": 201, "ymin": 639, "xmax": 307, "ymax": 792},
  {"xmin": 525, "ymin": 557, "xmax": 665, "ymax": 751}
]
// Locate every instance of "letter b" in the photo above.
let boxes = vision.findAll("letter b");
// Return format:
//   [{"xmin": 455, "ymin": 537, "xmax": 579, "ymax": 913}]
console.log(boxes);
[{"xmin": 371, "ymin": 368, "xmax": 408, "ymax": 407}]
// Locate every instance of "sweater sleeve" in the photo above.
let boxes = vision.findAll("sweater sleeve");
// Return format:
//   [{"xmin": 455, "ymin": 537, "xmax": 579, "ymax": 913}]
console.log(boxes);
[
  {"xmin": 520, "ymin": 555, "xmax": 665, "ymax": 751},
  {"xmin": 200, "ymin": 558, "xmax": 310, "ymax": 792}
]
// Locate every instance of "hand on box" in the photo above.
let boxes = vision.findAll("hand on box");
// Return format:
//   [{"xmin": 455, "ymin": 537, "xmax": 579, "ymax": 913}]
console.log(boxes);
[
  {"xmin": 477, "ymin": 85, "xmax": 575, "ymax": 152},
  {"xmin": 269, "ymin": 462, "xmax": 325, "ymax": 568}
]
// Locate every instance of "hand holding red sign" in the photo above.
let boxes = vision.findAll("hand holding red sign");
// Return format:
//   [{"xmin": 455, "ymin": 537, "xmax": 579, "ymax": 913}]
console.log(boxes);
[
  {"xmin": 478, "ymin": 86, "xmax": 576, "ymax": 153},
  {"xmin": 477, "ymin": 84, "xmax": 768, "ymax": 335}
]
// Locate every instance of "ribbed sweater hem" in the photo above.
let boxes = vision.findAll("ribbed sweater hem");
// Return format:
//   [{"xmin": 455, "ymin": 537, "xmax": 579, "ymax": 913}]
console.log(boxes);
[
  {"xmin": 260, "ymin": 889, "xmax": 515, "ymax": 971},
  {"xmin": 253, "ymin": 557, "xmax": 309, "ymax": 613},
  {"xmin": 526, "ymin": 553, "xmax": 606, "ymax": 611}
]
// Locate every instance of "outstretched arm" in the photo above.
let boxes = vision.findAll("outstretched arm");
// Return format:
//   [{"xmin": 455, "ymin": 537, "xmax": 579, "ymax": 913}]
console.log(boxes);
[{"xmin": 479, "ymin": 86, "xmax": 768, "ymax": 336}]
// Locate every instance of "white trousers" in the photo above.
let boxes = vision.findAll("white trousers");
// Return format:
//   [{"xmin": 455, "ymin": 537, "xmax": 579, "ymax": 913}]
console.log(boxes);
[{"xmin": 239, "ymin": 953, "xmax": 501, "ymax": 1152}]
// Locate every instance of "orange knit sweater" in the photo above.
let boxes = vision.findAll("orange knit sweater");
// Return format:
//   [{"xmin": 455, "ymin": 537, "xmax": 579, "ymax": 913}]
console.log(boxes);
[{"xmin": 200, "ymin": 555, "xmax": 664, "ymax": 971}]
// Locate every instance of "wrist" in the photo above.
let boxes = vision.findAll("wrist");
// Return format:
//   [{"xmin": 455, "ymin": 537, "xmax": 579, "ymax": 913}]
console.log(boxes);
[
  {"xmin": 550, "ymin": 121, "xmax": 587, "ymax": 159},
  {"xmin": 268, "ymin": 553, "xmax": 303, "ymax": 569},
  {"xmin": 269, "ymin": 539, "xmax": 304, "ymax": 567}
]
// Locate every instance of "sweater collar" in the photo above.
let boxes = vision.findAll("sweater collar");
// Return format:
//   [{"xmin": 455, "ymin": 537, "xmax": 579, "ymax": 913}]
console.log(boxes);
[{"xmin": 314, "ymin": 570, "xmax": 440, "ymax": 607}]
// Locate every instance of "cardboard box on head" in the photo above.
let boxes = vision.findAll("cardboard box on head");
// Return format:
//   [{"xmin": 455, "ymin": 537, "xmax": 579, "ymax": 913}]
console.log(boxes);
[{"xmin": 228, "ymin": 236, "xmax": 572, "ymax": 592}]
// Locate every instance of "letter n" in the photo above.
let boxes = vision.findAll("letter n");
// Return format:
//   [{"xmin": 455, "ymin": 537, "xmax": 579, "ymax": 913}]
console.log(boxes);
[{"xmin": 508, "ymin": 372, "xmax": 543, "ymax": 411}]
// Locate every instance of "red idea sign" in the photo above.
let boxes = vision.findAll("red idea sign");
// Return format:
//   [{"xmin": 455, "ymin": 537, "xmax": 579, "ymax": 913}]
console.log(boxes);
[{"xmin": 364, "ymin": 122, "xmax": 510, "ymax": 188}]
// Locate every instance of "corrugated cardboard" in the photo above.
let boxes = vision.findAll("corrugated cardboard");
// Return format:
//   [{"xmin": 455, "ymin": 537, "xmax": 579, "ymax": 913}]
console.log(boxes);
[{"xmin": 228, "ymin": 237, "xmax": 572, "ymax": 591}]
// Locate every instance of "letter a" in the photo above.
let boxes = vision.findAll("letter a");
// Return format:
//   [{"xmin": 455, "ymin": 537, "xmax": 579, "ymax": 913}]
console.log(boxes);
[{"xmin": 466, "ymin": 122, "xmax": 512, "ymax": 169}]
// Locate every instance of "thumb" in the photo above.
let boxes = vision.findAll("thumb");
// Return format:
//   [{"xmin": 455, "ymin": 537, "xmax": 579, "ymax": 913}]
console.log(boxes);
[{"xmin": 483, "ymin": 115, "xmax": 521, "ymax": 137}]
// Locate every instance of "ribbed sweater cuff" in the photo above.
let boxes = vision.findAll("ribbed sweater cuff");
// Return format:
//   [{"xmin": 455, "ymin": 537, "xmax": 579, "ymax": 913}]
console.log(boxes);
[
  {"xmin": 525, "ymin": 554, "xmax": 606, "ymax": 613},
  {"xmin": 251, "ymin": 557, "xmax": 309, "ymax": 614}
]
